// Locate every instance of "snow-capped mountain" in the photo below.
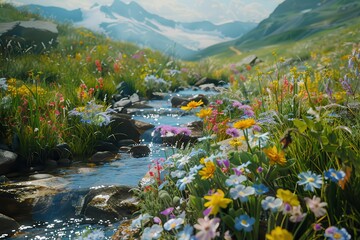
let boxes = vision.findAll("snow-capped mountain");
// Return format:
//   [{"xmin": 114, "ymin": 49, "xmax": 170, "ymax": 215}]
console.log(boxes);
[{"xmin": 19, "ymin": 0, "xmax": 257, "ymax": 58}]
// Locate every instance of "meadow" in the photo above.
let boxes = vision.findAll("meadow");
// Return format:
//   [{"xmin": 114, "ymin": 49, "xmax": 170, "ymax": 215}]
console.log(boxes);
[{"xmin": 1, "ymin": 2, "xmax": 360, "ymax": 240}]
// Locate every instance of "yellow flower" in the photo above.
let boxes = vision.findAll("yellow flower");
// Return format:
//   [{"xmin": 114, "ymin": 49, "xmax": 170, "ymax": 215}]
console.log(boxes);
[
  {"xmin": 181, "ymin": 100, "xmax": 204, "ymax": 111},
  {"xmin": 196, "ymin": 108, "xmax": 212, "ymax": 118},
  {"xmin": 229, "ymin": 138, "xmax": 243, "ymax": 147},
  {"xmin": 199, "ymin": 160, "xmax": 216, "ymax": 180},
  {"xmin": 233, "ymin": 118, "xmax": 256, "ymax": 130},
  {"xmin": 204, "ymin": 189, "xmax": 232, "ymax": 215},
  {"xmin": 276, "ymin": 189, "xmax": 300, "ymax": 207},
  {"xmin": 263, "ymin": 146, "xmax": 287, "ymax": 166},
  {"xmin": 266, "ymin": 227, "xmax": 293, "ymax": 240}
]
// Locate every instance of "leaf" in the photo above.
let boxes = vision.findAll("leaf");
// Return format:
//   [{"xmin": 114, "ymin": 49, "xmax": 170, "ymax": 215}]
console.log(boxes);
[
  {"xmin": 320, "ymin": 135, "xmax": 329, "ymax": 145},
  {"xmin": 293, "ymin": 119, "xmax": 307, "ymax": 133}
]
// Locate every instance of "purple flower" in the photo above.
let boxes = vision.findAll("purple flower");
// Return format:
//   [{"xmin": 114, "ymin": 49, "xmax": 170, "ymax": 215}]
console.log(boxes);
[
  {"xmin": 216, "ymin": 159, "xmax": 230, "ymax": 169},
  {"xmin": 226, "ymin": 127, "xmax": 240, "ymax": 137},
  {"xmin": 177, "ymin": 127, "xmax": 192, "ymax": 136},
  {"xmin": 160, "ymin": 207, "xmax": 174, "ymax": 216}
]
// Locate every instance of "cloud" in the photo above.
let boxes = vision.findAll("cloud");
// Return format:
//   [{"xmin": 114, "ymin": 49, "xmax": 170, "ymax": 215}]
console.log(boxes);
[{"xmin": 10, "ymin": 0, "xmax": 284, "ymax": 23}]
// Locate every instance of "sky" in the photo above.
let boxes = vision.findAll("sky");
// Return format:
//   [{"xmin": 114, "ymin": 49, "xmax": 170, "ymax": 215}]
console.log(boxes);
[{"xmin": 11, "ymin": 0, "xmax": 284, "ymax": 23}]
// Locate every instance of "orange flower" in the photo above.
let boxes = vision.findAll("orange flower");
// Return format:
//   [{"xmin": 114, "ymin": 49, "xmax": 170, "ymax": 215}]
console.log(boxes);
[
  {"xmin": 196, "ymin": 108, "xmax": 212, "ymax": 118},
  {"xmin": 264, "ymin": 146, "xmax": 287, "ymax": 166},
  {"xmin": 199, "ymin": 160, "xmax": 216, "ymax": 180},
  {"xmin": 233, "ymin": 118, "xmax": 256, "ymax": 130},
  {"xmin": 181, "ymin": 100, "xmax": 204, "ymax": 111}
]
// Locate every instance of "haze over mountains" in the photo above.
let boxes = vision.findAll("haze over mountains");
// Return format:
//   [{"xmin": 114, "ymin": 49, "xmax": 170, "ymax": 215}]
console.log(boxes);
[{"xmin": 19, "ymin": 0, "xmax": 257, "ymax": 59}]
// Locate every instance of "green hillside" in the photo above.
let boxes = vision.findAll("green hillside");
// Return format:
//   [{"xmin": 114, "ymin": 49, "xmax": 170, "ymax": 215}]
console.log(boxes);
[{"xmin": 193, "ymin": 0, "xmax": 360, "ymax": 60}]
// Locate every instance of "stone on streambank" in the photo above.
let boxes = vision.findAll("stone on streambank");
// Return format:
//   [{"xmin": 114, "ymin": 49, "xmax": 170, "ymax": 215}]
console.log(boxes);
[
  {"xmin": 80, "ymin": 186, "xmax": 138, "ymax": 221},
  {"xmin": 89, "ymin": 151, "xmax": 120, "ymax": 164},
  {"xmin": 0, "ymin": 149, "xmax": 17, "ymax": 175},
  {"xmin": 0, "ymin": 213, "xmax": 20, "ymax": 237},
  {"xmin": 129, "ymin": 145, "xmax": 151, "ymax": 158},
  {"xmin": 0, "ymin": 176, "xmax": 69, "ymax": 221},
  {"xmin": 109, "ymin": 113, "xmax": 154, "ymax": 143}
]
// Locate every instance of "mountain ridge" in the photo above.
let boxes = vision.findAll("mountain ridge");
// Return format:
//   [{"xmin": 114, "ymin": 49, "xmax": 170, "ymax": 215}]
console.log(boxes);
[{"xmin": 18, "ymin": 1, "xmax": 256, "ymax": 59}]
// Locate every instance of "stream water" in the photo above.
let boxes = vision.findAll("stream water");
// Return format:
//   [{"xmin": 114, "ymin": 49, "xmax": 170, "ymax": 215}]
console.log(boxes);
[{"xmin": 7, "ymin": 89, "xmax": 217, "ymax": 240}]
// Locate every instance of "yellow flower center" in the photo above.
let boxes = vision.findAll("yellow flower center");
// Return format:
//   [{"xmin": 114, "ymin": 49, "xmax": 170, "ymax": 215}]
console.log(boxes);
[
  {"xmin": 241, "ymin": 220, "xmax": 248, "ymax": 225},
  {"xmin": 333, "ymin": 233, "xmax": 342, "ymax": 239},
  {"xmin": 307, "ymin": 177, "xmax": 315, "ymax": 182}
]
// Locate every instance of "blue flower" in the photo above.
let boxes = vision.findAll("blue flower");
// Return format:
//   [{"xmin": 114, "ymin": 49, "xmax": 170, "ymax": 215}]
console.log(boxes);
[
  {"xmin": 253, "ymin": 184, "xmax": 269, "ymax": 195},
  {"xmin": 177, "ymin": 224, "xmax": 194, "ymax": 240},
  {"xmin": 297, "ymin": 171, "xmax": 323, "ymax": 192},
  {"xmin": 141, "ymin": 224, "xmax": 163, "ymax": 240},
  {"xmin": 164, "ymin": 218, "xmax": 184, "ymax": 231},
  {"xmin": 234, "ymin": 214, "xmax": 255, "ymax": 232},
  {"xmin": 0, "ymin": 78, "xmax": 8, "ymax": 91},
  {"xmin": 176, "ymin": 174, "xmax": 195, "ymax": 191},
  {"xmin": 171, "ymin": 170, "xmax": 186, "ymax": 178},
  {"xmin": 324, "ymin": 226, "xmax": 351, "ymax": 240},
  {"xmin": 261, "ymin": 196, "xmax": 283, "ymax": 213},
  {"xmin": 225, "ymin": 175, "xmax": 247, "ymax": 187},
  {"xmin": 189, "ymin": 164, "xmax": 203, "ymax": 174},
  {"xmin": 229, "ymin": 185, "xmax": 255, "ymax": 202},
  {"xmin": 324, "ymin": 168, "xmax": 345, "ymax": 183}
]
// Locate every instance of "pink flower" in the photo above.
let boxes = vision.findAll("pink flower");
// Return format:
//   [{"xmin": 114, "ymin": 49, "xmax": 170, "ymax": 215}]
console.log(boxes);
[
  {"xmin": 194, "ymin": 216, "xmax": 220, "ymax": 240},
  {"xmin": 304, "ymin": 196, "xmax": 327, "ymax": 218},
  {"xmin": 160, "ymin": 207, "xmax": 174, "ymax": 216},
  {"xmin": 289, "ymin": 206, "xmax": 306, "ymax": 223}
]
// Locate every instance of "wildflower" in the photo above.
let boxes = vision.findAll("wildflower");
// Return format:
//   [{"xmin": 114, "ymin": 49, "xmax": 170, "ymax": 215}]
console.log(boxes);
[
  {"xmin": 77, "ymin": 229, "xmax": 105, "ymax": 240},
  {"xmin": 177, "ymin": 225, "xmax": 194, "ymax": 240},
  {"xmin": 229, "ymin": 137, "xmax": 243, "ymax": 147},
  {"xmin": 232, "ymin": 161, "xmax": 251, "ymax": 176},
  {"xmin": 0, "ymin": 78, "xmax": 8, "ymax": 91},
  {"xmin": 164, "ymin": 218, "xmax": 184, "ymax": 231},
  {"xmin": 131, "ymin": 213, "xmax": 152, "ymax": 229},
  {"xmin": 313, "ymin": 223, "xmax": 322, "ymax": 231},
  {"xmin": 297, "ymin": 171, "xmax": 323, "ymax": 192},
  {"xmin": 266, "ymin": 227, "xmax": 293, "ymax": 240},
  {"xmin": 249, "ymin": 132, "xmax": 270, "ymax": 148},
  {"xmin": 171, "ymin": 170, "xmax": 186, "ymax": 178},
  {"xmin": 224, "ymin": 231, "xmax": 232, "ymax": 240},
  {"xmin": 226, "ymin": 127, "xmax": 240, "ymax": 137},
  {"xmin": 160, "ymin": 207, "xmax": 174, "ymax": 216},
  {"xmin": 289, "ymin": 206, "xmax": 306, "ymax": 223},
  {"xmin": 194, "ymin": 216, "xmax": 220, "ymax": 240},
  {"xmin": 324, "ymin": 226, "xmax": 351, "ymax": 240},
  {"xmin": 263, "ymin": 146, "xmax": 287, "ymax": 166},
  {"xmin": 253, "ymin": 184, "xmax": 269, "ymax": 195},
  {"xmin": 256, "ymin": 166, "xmax": 264, "ymax": 173},
  {"xmin": 324, "ymin": 168, "xmax": 345, "ymax": 183},
  {"xmin": 233, "ymin": 118, "xmax": 256, "ymax": 130},
  {"xmin": 197, "ymin": 108, "xmax": 212, "ymax": 118},
  {"xmin": 177, "ymin": 174, "xmax": 195, "ymax": 191},
  {"xmin": 181, "ymin": 100, "xmax": 204, "ymax": 111},
  {"xmin": 230, "ymin": 185, "xmax": 255, "ymax": 202},
  {"xmin": 204, "ymin": 189, "xmax": 232, "ymax": 215},
  {"xmin": 225, "ymin": 175, "xmax": 247, "ymax": 187},
  {"xmin": 177, "ymin": 155, "xmax": 190, "ymax": 169},
  {"xmin": 216, "ymin": 158, "xmax": 230, "ymax": 169},
  {"xmin": 234, "ymin": 214, "xmax": 255, "ymax": 232},
  {"xmin": 276, "ymin": 189, "xmax": 300, "ymax": 207},
  {"xmin": 304, "ymin": 196, "xmax": 327, "ymax": 218},
  {"xmin": 261, "ymin": 196, "xmax": 283, "ymax": 213},
  {"xmin": 141, "ymin": 224, "xmax": 163, "ymax": 240},
  {"xmin": 199, "ymin": 161, "xmax": 216, "ymax": 180},
  {"xmin": 189, "ymin": 164, "xmax": 204, "ymax": 174}
]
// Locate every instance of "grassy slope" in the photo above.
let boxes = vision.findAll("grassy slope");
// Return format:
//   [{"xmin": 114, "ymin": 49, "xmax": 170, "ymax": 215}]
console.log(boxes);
[
  {"xmin": 209, "ymin": 16, "xmax": 360, "ymax": 66},
  {"xmin": 192, "ymin": 0, "xmax": 360, "ymax": 61}
]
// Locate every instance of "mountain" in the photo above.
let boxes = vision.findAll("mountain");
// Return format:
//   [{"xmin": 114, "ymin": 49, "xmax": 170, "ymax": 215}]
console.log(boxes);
[
  {"xmin": 18, "ymin": 1, "xmax": 257, "ymax": 59},
  {"xmin": 193, "ymin": 0, "xmax": 360, "ymax": 59},
  {"xmin": 235, "ymin": 0, "xmax": 360, "ymax": 48}
]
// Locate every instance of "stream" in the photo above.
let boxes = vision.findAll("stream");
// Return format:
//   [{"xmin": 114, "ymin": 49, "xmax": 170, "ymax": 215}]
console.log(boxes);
[{"xmin": 7, "ymin": 89, "xmax": 217, "ymax": 240}]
